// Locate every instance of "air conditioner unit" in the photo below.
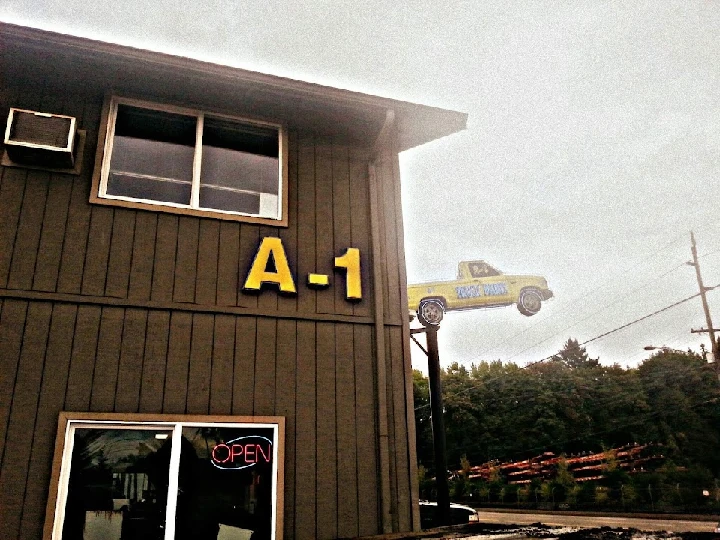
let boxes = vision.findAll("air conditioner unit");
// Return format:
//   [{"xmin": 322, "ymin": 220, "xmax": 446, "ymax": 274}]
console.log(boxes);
[{"xmin": 4, "ymin": 108, "xmax": 77, "ymax": 168}]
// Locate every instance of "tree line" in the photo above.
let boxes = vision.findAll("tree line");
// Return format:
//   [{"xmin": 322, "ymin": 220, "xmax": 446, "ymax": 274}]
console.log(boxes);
[{"xmin": 413, "ymin": 339, "xmax": 720, "ymax": 511}]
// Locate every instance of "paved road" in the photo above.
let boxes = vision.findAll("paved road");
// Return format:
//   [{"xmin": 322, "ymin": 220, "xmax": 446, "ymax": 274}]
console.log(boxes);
[{"xmin": 478, "ymin": 510, "xmax": 718, "ymax": 533}]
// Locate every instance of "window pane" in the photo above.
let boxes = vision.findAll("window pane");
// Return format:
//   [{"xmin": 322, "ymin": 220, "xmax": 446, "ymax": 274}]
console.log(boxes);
[
  {"xmin": 107, "ymin": 104, "xmax": 196, "ymax": 205},
  {"xmin": 175, "ymin": 426, "xmax": 276, "ymax": 540},
  {"xmin": 199, "ymin": 186, "xmax": 260, "ymax": 214},
  {"xmin": 62, "ymin": 428, "xmax": 173, "ymax": 540},
  {"xmin": 200, "ymin": 117, "xmax": 279, "ymax": 217}
]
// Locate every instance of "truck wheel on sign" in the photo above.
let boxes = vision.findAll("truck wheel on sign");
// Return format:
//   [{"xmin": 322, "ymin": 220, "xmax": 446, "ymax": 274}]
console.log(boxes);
[
  {"xmin": 417, "ymin": 298, "xmax": 444, "ymax": 327},
  {"xmin": 517, "ymin": 288, "xmax": 543, "ymax": 316}
]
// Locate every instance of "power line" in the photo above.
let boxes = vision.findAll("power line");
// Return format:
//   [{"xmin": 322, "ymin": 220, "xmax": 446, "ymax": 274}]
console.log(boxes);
[
  {"xmin": 472, "ymin": 259, "xmax": 692, "ymax": 365},
  {"xmin": 700, "ymin": 248, "xmax": 720, "ymax": 259},
  {"xmin": 415, "ymin": 288, "xmax": 718, "ymax": 411},
  {"xmin": 500, "ymin": 281, "xmax": 701, "ymax": 364},
  {"xmin": 621, "ymin": 327, "xmax": 699, "ymax": 366},
  {"xmin": 580, "ymin": 290, "xmax": 705, "ymax": 346},
  {"xmin": 465, "ymin": 224, "xmax": 720, "ymax": 364},
  {"xmin": 511, "ymin": 283, "xmax": 717, "ymax": 363}
]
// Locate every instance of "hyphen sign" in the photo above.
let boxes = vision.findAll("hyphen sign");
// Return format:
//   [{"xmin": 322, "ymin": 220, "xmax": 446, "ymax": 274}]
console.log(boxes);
[{"xmin": 211, "ymin": 435, "xmax": 273, "ymax": 470}]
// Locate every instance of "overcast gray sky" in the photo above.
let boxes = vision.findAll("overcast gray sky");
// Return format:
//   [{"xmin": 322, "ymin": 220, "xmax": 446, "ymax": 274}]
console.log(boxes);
[{"xmin": 3, "ymin": 1, "xmax": 719, "ymax": 371}]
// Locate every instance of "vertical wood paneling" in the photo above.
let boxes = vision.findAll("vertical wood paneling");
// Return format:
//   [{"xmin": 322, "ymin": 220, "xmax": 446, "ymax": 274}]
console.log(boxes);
[
  {"xmin": 0, "ymin": 300, "xmax": 28, "ymax": 466},
  {"xmin": 275, "ymin": 319, "xmax": 296, "ymax": 538},
  {"xmin": 36, "ymin": 67, "xmax": 66, "ymax": 121},
  {"xmin": 253, "ymin": 318, "xmax": 277, "ymax": 415},
  {"xmin": 349, "ymin": 149, "xmax": 372, "ymax": 318},
  {"xmin": 186, "ymin": 313, "xmax": 214, "ymax": 414},
  {"xmin": 19, "ymin": 66, "xmax": 48, "ymax": 111},
  {"xmin": 390, "ymin": 327, "xmax": 412, "ymax": 532},
  {"xmin": 79, "ymin": 93, "xmax": 103, "ymax": 169},
  {"xmin": 277, "ymin": 130, "xmax": 299, "ymax": 313},
  {"xmin": 0, "ymin": 76, "xmax": 20, "ymax": 119},
  {"xmin": 114, "ymin": 308, "xmax": 148, "ymax": 412},
  {"xmin": 232, "ymin": 317, "xmax": 257, "ymax": 415},
  {"xmin": 89, "ymin": 307, "xmax": 124, "ymax": 412},
  {"xmin": 128, "ymin": 212, "xmax": 158, "ymax": 300},
  {"xmin": 391, "ymin": 144, "xmax": 421, "ymax": 531},
  {"xmin": 57, "ymin": 101, "xmax": 93, "ymax": 293},
  {"xmin": 335, "ymin": 323, "xmax": 358, "ymax": 538},
  {"xmin": 195, "ymin": 220, "xmax": 220, "ymax": 305},
  {"xmin": 369, "ymin": 163, "xmax": 390, "ymax": 323},
  {"xmin": 0, "ymin": 301, "xmax": 51, "ymax": 540},
  {"xmin": 353, "ymin": 324, "xmax": 379, "ymax": 537},
  {"xmin": 2, "ymin": 73, "xmax": 49, "ymax": 291},
  {"xmin": 138, "ymin": 310, "xmax": 170, "ymax": 412},
  {"xmin": 216, "ymin": 222, "xmax": 240, "ymax": 306},
  {"xmin": 384, "ymin": 327, "xmax": 399, "ymax": 531},
  {"xmin": 32, "ymin": 176, "xmax": 73, "ymax": 292},
  {"xmin": 173, "ymin": 216, "xmax": 199, "ymax": 303},
  {"xmin": 0, "ymin": 168, "xmax": 27, "ymax": 287},
  {"xmin": 296, "ymin": 134, "xmax": 316, "ymax": 315},
  {"xmin": 379, "ymin": 156, "xmax": 402, "ymax": 323},
  {"xmin": 163, "ymin": 312, "xmax": 192, "ymax": 413},
  {"xmin": 315, "ymin": 322, "xmax": 337, "ymax": 539},
  {"xmin": 32, "ymin": 74, "xmax": 88, "ymax": 295},
  {"xmin": 7, "ymin": 170, "xmax": 50, "ymax": 290},
  {"xmin": 332, "ymin": 143, "xmax": 353, "ymax": 316},
  {"xmin": 209, "ymin": 314, "xmax": 235, "ymax": 414},
  {"xmin": 237, "ymin": 224, "xmax": 259, "ymax": 308},
  {"xmin": 151, "ymin": 214, "xmax": 179, "ymax": 302},
  {"xmin": 64, "ymin": 305, "xmax": 102, "ymax": 411},
  {"xmin": 105, "ymin": 209, "xmax": 136, "ymax": 298},
  {"xmin": 315, "ymin": 141, "xmax": 334, "ymax": 316},
  {"xmin": 81, "ymin": 207, "xmax": 114, "ymax": 296},
  {"xmin": 294, "ymin": 320, "xmax": 316, "ymax": 540},
  {"xmin": 19, "ymin": 303, "xmax": 76, "ymax": 540}
]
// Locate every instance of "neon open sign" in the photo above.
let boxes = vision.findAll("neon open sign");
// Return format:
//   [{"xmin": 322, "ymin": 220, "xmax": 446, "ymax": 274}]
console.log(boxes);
[{"xmin": 211, "ymin": 435, "xmax": 273, "ymax": 470}]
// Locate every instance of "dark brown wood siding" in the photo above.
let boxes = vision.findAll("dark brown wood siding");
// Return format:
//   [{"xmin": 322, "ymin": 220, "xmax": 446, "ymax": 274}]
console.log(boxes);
[{"xmin": 0, "ymin": 64, "xmax": 419, "ymax": 539}]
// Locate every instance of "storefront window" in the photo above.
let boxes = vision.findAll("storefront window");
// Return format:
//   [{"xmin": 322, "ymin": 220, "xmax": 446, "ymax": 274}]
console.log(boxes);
[
  {"xmin": 62, "ymin": 427, "xmax": 172, "ymax": 540},
  {"xmin": 175, "ymin": 426, "xmax": 276, "ymax": 540},
  {"xmin": 47, "ymin": 415, "xmax": 283, "ymax": 540}
]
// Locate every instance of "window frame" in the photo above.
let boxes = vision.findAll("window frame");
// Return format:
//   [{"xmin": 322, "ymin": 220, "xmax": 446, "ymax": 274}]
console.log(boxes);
[
  {"xmin": 90, "ymin": 96, "xmax": 289, "ymax": 226},
  {"xmin": 43, "ymin": 412, "xmax": 285, "ymax": 540}
]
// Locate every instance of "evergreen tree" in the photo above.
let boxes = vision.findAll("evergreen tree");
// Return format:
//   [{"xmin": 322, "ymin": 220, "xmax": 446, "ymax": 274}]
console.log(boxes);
[{"xmin": 552, "ymin": 338, "xmax": 599, "ymax": 369}]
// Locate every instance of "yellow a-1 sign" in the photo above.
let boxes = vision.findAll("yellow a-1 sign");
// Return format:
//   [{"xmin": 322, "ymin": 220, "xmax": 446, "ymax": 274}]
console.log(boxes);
[{"xmin": 243, "ymin": 237, "xmax": 362, "ymax": 301}]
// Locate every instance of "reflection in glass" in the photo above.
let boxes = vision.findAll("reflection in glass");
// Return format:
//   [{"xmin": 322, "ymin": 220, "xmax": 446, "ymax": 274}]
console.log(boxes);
[
  {"xmin": 175, "ymin": 427, "xmax": 275, "ymax": 540},
  {"xmin": 62, "ymin": 428, "xmax": 173, "ymax": 540},
  {"xmin": 200, "ymin": 117, "xmax": 279, "ymax": 216},
  {"xmin": 107, "ymin": 105, "xmax": 196, "ymax": 205}
]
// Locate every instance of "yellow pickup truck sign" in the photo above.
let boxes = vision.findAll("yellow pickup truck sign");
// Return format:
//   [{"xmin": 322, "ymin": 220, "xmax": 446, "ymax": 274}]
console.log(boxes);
[{"xmin": 408, "ymin": 260, "xmax": 553, "ymax": 326}]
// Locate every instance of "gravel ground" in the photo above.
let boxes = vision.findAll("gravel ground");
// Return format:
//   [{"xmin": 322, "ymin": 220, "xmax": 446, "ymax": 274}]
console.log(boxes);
[
  {"xmin": 347, "ymin": 521, "xmax": 720, "ymax": 540},
  {"xmin": 456, "ymin": 523, "xmax": 720, "ymax": 540},
  {"xmin": 426, "ymin": 523, "xmax": 720, "ymax": 540}
]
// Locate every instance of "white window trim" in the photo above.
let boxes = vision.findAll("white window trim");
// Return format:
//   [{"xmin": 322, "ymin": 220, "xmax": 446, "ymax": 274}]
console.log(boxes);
[
  {"xmin": 46, "ymin": 414, "xmax": 284, "ymax": 540},
  {"xmin": 93, "ymin": 96, "xmax": 288, "ymax": 225}
]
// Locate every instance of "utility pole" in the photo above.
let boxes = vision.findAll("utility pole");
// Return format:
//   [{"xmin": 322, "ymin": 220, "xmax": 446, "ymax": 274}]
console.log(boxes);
[{"xmin": 689, "ymin": 231, "xmax": 720, "ymax": 381}]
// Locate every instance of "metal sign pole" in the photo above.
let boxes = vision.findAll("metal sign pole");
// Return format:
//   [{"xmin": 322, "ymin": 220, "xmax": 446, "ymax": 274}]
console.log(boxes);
[{"xmin": 425, "ymin": 327, "xmax": 451, "ymax": 526}]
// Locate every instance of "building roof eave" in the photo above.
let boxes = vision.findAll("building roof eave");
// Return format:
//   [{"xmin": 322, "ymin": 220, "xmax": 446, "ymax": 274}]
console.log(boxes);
[{"xmin": 0, "ymin": 22, "xmax": 467, "ymax": 152}]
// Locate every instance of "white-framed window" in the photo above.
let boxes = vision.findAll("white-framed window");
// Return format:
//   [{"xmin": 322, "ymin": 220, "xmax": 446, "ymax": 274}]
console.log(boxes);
[
  {"xmin": 91, "ymin": 97, "xmax": 288, "ymax": 225},
  {"xmin": 45, "ymin": 413, "xmax": 285, "ymax": 540}
]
